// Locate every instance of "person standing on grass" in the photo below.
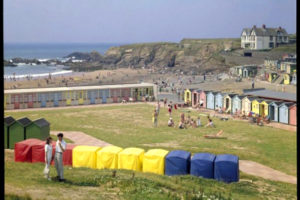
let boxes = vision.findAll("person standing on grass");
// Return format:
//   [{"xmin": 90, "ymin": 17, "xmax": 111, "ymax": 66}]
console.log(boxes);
[
  {"xmin": 168, "ymin": 104, "xmax": 172, "ymax": 117},
  {"xmin": 252, "ymin": 78, "xmax": 255, "ymax": 89},
  {"xmin": 55, "ymin": 133, "xmax": 66, "ymax": 182},
  {"xmin": 153, "ymin": 109, "xmax": 158, "ymax": 127},
  {"xmin": 156, "ymin": 101, "xmax": 160, "ymax": 115},
  {"xmin": 44, "ymin": 137, "xmax": 53, "ymax": 181}
]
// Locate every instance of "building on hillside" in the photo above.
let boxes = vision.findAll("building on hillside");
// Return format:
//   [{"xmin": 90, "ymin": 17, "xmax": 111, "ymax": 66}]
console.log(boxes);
[
  {"xmin": 232, "ymin": 65, "xmax": 258, "ymax": 78},
  {"xmin": 264, "ymin": 59, "xmax": 280, "ymax": 69},
  {"xmin": 280, "ymin": 62, "xmax": 296, "ymax": 74},
  {"xmin": 241, "ymin": 24, "xmax": 289, "ymax": 50},
  {"xmin": 291, "ymin": 72, "xmax": 297, "ymax": 85}
]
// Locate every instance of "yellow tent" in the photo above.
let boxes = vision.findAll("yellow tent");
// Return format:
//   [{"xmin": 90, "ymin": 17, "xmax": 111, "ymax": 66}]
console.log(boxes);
[
  {"xmin": 73, "ymin": 145, "xmax": 102, "ymax": 169},
  {"xmin": 143, "ymin": 149, "xmax": 169, "ymax": 175},
  {"xmin": 96, "ymin": 146, "xmax": 123, "ymax": 169},
  {"xmin": 118, "ymin": 147, "xmax": 144, "ymax": 172}
]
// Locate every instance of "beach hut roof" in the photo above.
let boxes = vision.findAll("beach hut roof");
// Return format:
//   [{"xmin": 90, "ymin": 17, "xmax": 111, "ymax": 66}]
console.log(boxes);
[
  {"xmin": 228, "ymin": 94, "xmax": 237, "ymax": 98},
  {"xmin": 279, "ymin": 102, "xmax": 295, "ymax": 108},
  {"xmin": 243, "ymin": 89, "xmax": 296, "ymax": 102},
  {"xmin": 33, "ymin": 118, "xmax": 50, "ymax": 128},
  {"xmin": 243, "ymin": 96, "xmax": 256, "ymax": 101},
  {"xmin": 17, "ymin": 117, "xmax": 32, "ymax": 127},
  {"xmin": 4, "ymin": 116, "xmax": 16, "ymax": 126},
  {"xmin": 270, "ymin": 101, "xmax": 284, "ymax": 106},
  {"xmin": 212, "ymin": 92, "xmax": 218, "ymax": 95}
]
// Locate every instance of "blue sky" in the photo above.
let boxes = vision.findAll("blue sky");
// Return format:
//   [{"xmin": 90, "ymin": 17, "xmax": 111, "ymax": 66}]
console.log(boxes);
[{"xmin": 4, "ymin": 0, "xmax": 296, "ymax": 43}]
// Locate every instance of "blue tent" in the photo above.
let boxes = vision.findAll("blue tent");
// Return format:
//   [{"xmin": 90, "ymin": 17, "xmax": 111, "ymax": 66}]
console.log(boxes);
[
  {"xmin": 214, "ymin": 154, "xmax": 239, "ymax": 183},
  {"xmin": 190, "ymin": 153, "xmax": 215, "ymax": 179},
  {"xmin": 165, "ymin": 150, "xmax": 191, "ymax": 176}
]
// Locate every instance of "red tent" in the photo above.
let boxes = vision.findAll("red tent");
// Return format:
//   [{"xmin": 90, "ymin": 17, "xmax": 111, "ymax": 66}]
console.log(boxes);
[
  {"xmin": 51, "ymin": 143, "xmax": 77, "ymax": 166},
  {"xmin": 15, "ymin": 139, "xmax": 43, "ymax": 162},
  {"xmin": 31, "ymin": 141, "xmax": 56, "ymax": 163}
]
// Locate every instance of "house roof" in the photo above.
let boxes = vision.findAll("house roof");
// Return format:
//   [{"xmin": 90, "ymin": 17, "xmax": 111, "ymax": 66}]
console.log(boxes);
[
  {"xmin": 17, "ymin": 117, "xmax": 32, "ymax": 127},
  {"xmin": 33, "ymin": 118, "xmax": 50, "ymax": 128},
  {"xmin": 249, "ymin": 27, "xmax": 288, "ymax": 37},
  {"xmin": 242, "ymin": 28, "xmax": 251, "ymax": 35},
  {"xmin": 4, "ymin": 116, "xmax": 16, "ymax": 126},
  {"xmin": 243, "ymin": 89, "xmax": 296, "ymax": 102}
]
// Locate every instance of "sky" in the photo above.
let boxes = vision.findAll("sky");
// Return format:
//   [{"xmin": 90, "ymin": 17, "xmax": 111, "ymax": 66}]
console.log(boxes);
[{"xmin": 4, "ymin": 0, "xmax": 297, "ymax": 44}]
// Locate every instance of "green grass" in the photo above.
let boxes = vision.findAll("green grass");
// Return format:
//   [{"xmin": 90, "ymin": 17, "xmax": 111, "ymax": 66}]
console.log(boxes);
[
  {"xmin": 5, "ymin": 104, "xmax": 296, "ymax": 176},
  {"xmin": 5, "ymin": 104, "xmax": 297, "ymax": 199},
  {"xmin": 5, "ymin": 156, "xmax": 297, "ymax": 200},
  {"xmin": 270, "ymin": 43, "xmax": 296, "ymax": 53}
]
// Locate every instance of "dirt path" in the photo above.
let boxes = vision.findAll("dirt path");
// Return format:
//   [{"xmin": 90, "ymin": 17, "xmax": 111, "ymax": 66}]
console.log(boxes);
[
  {"xmin": 50, "ymin": 131, "xmax": 111, "ymax": 147},
  {"xmin": 52, "ymin": 130, "xmax": 296, "ymax": 184},
  {"xmin": 239, "ymin": 160, "xmax": 297, "ymax": 184}
]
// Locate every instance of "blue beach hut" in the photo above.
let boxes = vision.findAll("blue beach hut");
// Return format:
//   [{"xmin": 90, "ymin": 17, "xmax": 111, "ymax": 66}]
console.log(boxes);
[
  {"xmin": 214, "ymin": 154, "xmax": 239, "ymax": 183},
  {"xmin": 232, "ymin": 95, "xmax": 245, "ymax": 114},
  {"xmin": 206, "ymin": 91, "xmax": 215, "ymax": 110},
  {"xmin": 279, "ymin": 102, "xmax": 294, "ymax": 124},
  {"xmin": 268, "ymin": 101, "xmax": 283, "ymax": 122},
  {"xmin": 165, "ymin": 150, "xmax": 191, "ymax": 176},
  {"xmin": 190, "ymin": 153, "xmax": 216, "ymax": 179},
  {"xmin": 215, "ymin": 92, "xmax": 224, "ymax": 110}
]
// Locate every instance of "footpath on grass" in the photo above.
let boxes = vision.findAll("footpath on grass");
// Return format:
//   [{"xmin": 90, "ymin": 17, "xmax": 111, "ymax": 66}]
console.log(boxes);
[{"xmin": 53, "ymin": 130, "xmax": 296, "ymax": 184}]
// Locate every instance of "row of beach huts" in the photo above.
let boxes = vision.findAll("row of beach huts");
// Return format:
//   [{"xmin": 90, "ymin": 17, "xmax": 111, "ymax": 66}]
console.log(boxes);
[
  {"xmin": 184, "ymin": 89, "xmax": 297, "ymax": 126},
  {"xmin": 4, "ymin": 83, "xmax": 157, "ymax": 110}
]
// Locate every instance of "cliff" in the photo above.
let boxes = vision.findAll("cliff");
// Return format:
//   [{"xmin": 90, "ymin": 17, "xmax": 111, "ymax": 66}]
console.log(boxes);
[{"xmin": 66, "ymin": 38, "xmax": 241, "ymax": 74}]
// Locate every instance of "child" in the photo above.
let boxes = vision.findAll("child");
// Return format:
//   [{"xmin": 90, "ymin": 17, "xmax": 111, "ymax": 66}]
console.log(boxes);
[
  {"xmin": 168, "ymin": 118, "xmax": 175, "ymax": 127},
  {"xmin": 196, "ymin": 116, "xmax": 201, "ymax": 127},
  {"xmin": 205, "ymin": 118, "xmax": 215, "ymax": 128},
  {"xmin": 153, "ymin": 110, "xmax": 158, "ymax": 127},
  {"xmin": 168, "ymin": 105, "xmax": 172, "ymax": 117},
  {"xmin": 178, "ymin": 121, "xmax": 185, "ymax": 129},
  {"xmin": 44, "ymin": 137, "xmax": 53, "ymax": 181}
]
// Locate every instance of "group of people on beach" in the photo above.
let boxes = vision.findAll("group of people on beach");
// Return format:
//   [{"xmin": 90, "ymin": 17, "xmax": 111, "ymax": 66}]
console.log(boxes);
[{"xmin": 152, "ymin": 100, "xmax": 215, "ymax": 129}]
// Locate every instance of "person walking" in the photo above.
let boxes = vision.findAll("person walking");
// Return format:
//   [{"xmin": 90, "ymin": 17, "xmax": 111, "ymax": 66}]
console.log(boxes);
[
  {"xmin": 252, "ymin": 79, "xmax": 255, "ymax": 89},
  {"xmin": 43, "ymin": 137, "xmax": 53, "ymax": 181},
  {"xmin": 54, "ymin": 133, "xmax": 66, "ymax": 182},
  {"xmin": 168, "ymin": 104, "xmax": 172, "ymax": 117}
]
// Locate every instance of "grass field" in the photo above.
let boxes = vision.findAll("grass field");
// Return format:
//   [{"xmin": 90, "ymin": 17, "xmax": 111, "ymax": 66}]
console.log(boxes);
[{"xmin": 5, "ymin": 104, "xmax": 297, "ymax": 199}]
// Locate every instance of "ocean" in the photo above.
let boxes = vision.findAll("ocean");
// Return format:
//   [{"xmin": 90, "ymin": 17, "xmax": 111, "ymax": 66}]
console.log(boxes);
[{"xmin": 4, "ymin": 43, "xmax": 122, "ymax": 79}]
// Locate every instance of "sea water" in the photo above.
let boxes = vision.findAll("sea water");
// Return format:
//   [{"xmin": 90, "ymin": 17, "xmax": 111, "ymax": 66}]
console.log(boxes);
[{"xmin": 4, "ymin": 43, "xmax": 122, "ymax": 78}]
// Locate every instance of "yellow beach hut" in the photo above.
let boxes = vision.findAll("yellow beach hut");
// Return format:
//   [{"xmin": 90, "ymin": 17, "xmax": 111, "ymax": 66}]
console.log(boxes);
[
  {"xmin": 184, "ymin": 89, "xmax": 195, "ymax": 106},
  {"xmin": 259, "ymin": 100, "xmax": 272, "ymax": 117},
  {"xmin": 284, "ymin": 74, "xmax": 291, "ymax": 85},
  {"xmin": 251, "ymin": 98, "xmax": 263, "ymax": 116}
]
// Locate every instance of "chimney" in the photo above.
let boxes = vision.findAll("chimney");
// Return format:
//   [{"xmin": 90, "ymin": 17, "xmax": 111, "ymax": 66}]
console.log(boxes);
[{"xmin": 262, "ymin": 24, "xmax": 266, "ymax": 29}]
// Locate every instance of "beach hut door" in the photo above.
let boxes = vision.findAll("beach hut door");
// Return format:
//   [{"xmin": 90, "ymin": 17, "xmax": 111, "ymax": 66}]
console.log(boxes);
[
  {"xmin": 54, "ymin": 93, "xmax": 59, "ymax": 107},
  {"xmin": 259, "ymin": 104, "xmax": 265, "ymax": 117},
  {"xmin": 269, "ymin": 106, "xmax": 275, "ymax": 120},
  {"xmin": 226, "ymin": 98, "xmax": 229, "ymax": 109},
  {"xmin": 193, "ymin": 93, "xmax": 197, "ymax": 106},
  {"xmin": 90, "ymin": 91, "xmax": 95, "ymax": 104}
]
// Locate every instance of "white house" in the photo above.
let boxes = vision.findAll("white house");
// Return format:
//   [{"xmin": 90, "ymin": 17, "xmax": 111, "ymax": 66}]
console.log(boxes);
[{"xmin": 241, "ymin": 25, "xmax": 289, "ymax": 50}]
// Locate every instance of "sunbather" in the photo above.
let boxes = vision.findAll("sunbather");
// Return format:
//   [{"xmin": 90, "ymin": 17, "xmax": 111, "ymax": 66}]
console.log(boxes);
[{"xmin": 204, "ymin": 130, "xmax": 224, "ymax": 138}]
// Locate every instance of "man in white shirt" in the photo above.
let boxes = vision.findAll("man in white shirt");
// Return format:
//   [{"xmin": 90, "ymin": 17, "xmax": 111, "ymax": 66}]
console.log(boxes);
[{"xmin": 55, "ymin": 133, "xmax": 66, "ymax": 182}]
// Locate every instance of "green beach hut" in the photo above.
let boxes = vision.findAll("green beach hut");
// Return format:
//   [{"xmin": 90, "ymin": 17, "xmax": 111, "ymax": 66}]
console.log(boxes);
[
  {"xmin": 4, "ymin": 116, "xmax": 16, "ymax": 149},
  {"xmin": 8, "ymin": 117, "xmax": 32, "ymax": 149},
  {"xmin": 26, "ymin": 118, "xmax": 50, "ymax": 140}
]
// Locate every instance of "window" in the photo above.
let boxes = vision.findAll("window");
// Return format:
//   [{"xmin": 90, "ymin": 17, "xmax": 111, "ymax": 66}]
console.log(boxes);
[
  {"xmin": 270, "ymin": 36, "xmax": 273, "ymax": 41},
  {"xmin": 269, "ymin": 43, "xmax": 274, "ymax": 48}
]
